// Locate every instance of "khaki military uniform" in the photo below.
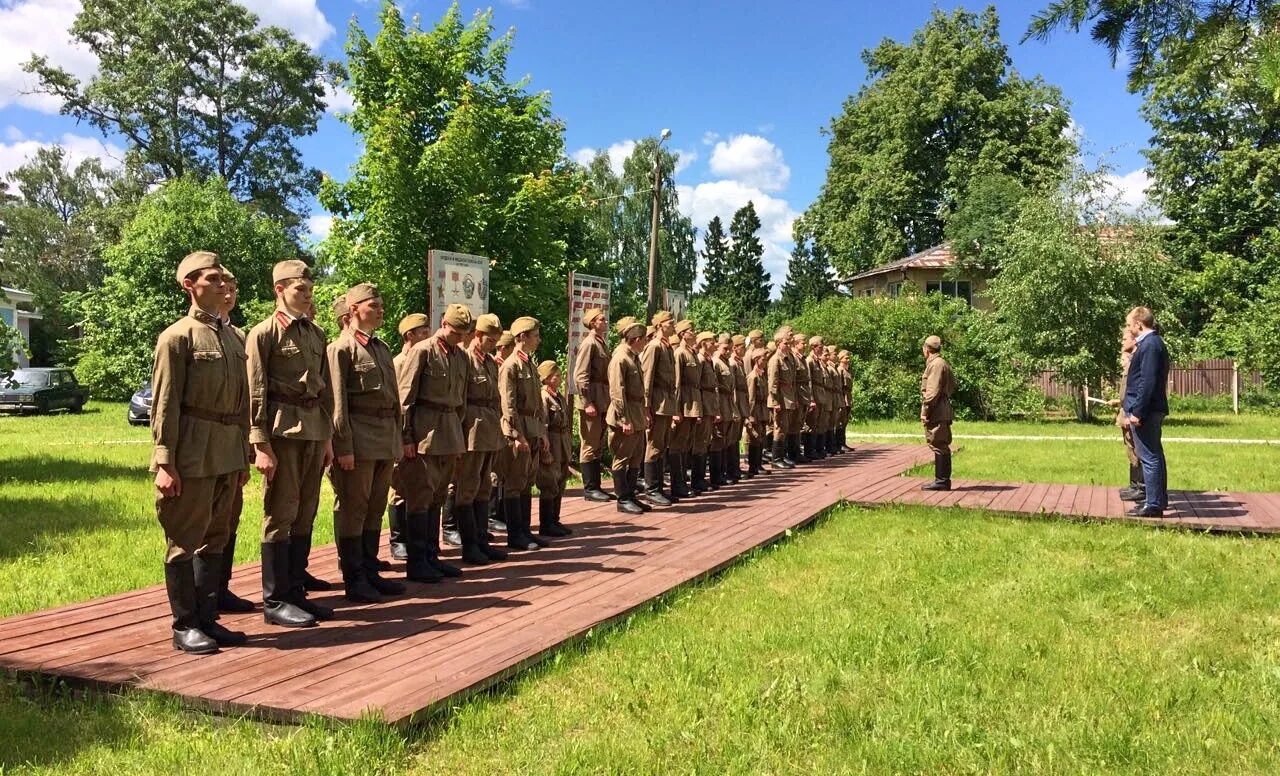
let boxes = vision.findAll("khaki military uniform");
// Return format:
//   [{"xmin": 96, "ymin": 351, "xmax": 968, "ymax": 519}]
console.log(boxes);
[
  {"xmin": 573, "ymin": 331, "xmax": 609, "ymax": 462},
  {"xmin": 670, "ymin": 344, "xmax": 702, "ymax": 454},
  {"xmin": 152, "ymin": 306, "xmax": 250, "ymax": 563},
  {"xmin": 455, "ymin": 343, "xmax": 504, "ymax": 505},
  {"xmin": 731, "ymin": 356, "xmax": 749, "ymax": 454},
  {"xmin": 767, "ymin": 350, "xmax": 798, "ymax": 440},
  {"xmin": 838, "ymin": 363, "xmax": 853, "ymax": 432},
  {"xmin": 807, "ymin": 355, "xmax": 828, "ymax": 438},
  {"xmin": 327, "ymin": 329, "xmax": 401, "ymax": 538},
  {"xmin": 397, "ymin": 333, "xmax": 468, "ymax": 511},
  {"xmin": 745, "ymin": 366, "xmax": 769, "ymax": 444},
  {"xmin": 696, "ymin": 352, "xmax": 720, "ymax": 453},
  {"xmin": 501, "ymin": 351, "xmax": 547, "ymax": 494},
  {"xmin": 711, "ymin": 354, "xmax": 736, "ymax": 453},
  {"xmin": 247, "ymin": 310, "xmax": 333, "ymax": 543},
  {"xmin": 538, "ymin": 387, "xmax": 572, "ymax": 497},
  {"xmin": 641, "ymin": 334, "xmax": 678, "ymax": 463},
  {"xmin": 921, "ymin": 355, "xmax": 956, "ymax": 454},
  {"xmin": 607, "ymin": 343, "xmax": 647, "ymax": 476}
]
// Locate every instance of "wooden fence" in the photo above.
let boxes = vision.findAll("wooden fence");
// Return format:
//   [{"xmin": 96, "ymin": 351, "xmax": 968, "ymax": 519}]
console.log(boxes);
[{"xmin": 1036, "ymin": 359, "xmax": 1263, "ymax": 400}]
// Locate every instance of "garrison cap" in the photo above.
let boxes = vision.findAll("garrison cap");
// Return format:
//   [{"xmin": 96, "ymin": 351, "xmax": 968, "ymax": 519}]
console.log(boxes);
[
  {"xmin": 696, "ymin": 331, "xmax": 716, "ymax": 344},
  {"xmin": 646, "ymin": 325, "xmax": 656, "ymax": 338},
  {"xmin": 839, "ymin": 349, "xmax": 850, "ymax": 358},
  {"xmin": 442, "ymin": 303, "xmax": 473, "ymax": 329},
  {"xmin": 747, "ymin": 329, "xmax": 764, "ymax": 340},
  {"xmin": 674, "ymin": 319, "xmax": 694, "ymax": 334},
  {"xmin": 808, "ymin": 335, "xmax": 824, "ymax": 346},
  {"xmin": 537, "ymin": 360, "xmax": 560, "ymax": 381},
  {"xmin": 345, "ymin": 283, "xmax": 379, "ymax": 306},
  {"xmin": 717, "ymin": 333, "xmax": 732, "ymax": 345},
  {"xmin": 398, "ymin": 313, "xmax": 429, "ymax": 335},
  {"xmin": 331, "ymin": 295, "xmax": 349, "ymax": 319},
  {"xmin": 511, "ymin": 316, "xmax": 540, "ymax": 337},
  {"xmin": 176, "ymin": 251, "xmax": 220, "ymax": 285},
  {"xmin": 667, "ymin": 334, "xmax": 680, "ymax": 346},
  {"xmin": 497, "ymin": 330, "xmax": 515, "ymax": 347},
  {"xmin": 583, "ymin": 308, "xmax": 605, "ymax": 326},
  {"xmin": 272, "ymin": 259, "xmax": 312, "ymax": 284},
  {"xmin": 614, "ymin": 316, "xmax": 637, "ymax": 336},
  {"xmin": 221, "ymin": 267, "xmax": 237, "ymax": 284},
  {"xmin": 924, "ymin": 335, "xmax": 943, "ymax": 351},
  {"xmin": 620, "ymin": 321, "xmax": 646, "ymax": 340},
  {"xmin": 475, "ymin": 313, "xmax": 502, "ymax": 336},
  {"xmin": 767, "ymin": 341, "xmax": 778, "ymax": 352},
  {"xmin": 732, "ymin": 334, "xmax": 746, "ymax": 346},
  {"xmin": 651, "ymin": 310, "xmax": 673, "ymax": 325}
]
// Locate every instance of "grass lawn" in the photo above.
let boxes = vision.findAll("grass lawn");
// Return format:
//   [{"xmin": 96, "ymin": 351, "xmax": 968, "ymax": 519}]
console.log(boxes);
[{"xmin": 5, "ymin": 404, "xmax": 1280, "ymax": 773}]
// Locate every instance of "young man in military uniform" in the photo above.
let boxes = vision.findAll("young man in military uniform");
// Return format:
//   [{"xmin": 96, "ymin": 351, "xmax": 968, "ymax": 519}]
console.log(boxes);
[
  {"xmin": 247, "ymin": 259, "xmax": 335, "ymax": 629},
  {"xmin": 608, "ymin": 319, "xmax": 649, "ymax": 513},
  {"xmin": 386, "ymin": 313, "xmax": 431, "ymax": 562},
  {"xmin": 573, "ymin": 308, "xmax": 613, "ymax": 502},
  {"xmin": 767, "ymin": 330, "xmax": 798, "ymax": 469},
  {"xmin": 397, "ymin": 303, "xmax": 472, "ymax": 581},
  {"xmin": 695, "ymin": 331, "xmax": 722, "ymax": 491},
  {"xmin": 837, "ymin": 350, "xmax": 853, "ymax": 453},
  {"xmin": 920, "ymin": 335, "xmax": 956, "ymax": 491},
  {"xmin": 805, "ymin": 336, "xmax": 828, "ymax": 461},
  {"xmin": 640, "ymin": 310, "xmax": 677, "ymax": 506},
  {"xmin": 669, "ymin": 321, "xmax": 701, "ymax": 499},
  {"xmin": 500, "ymin": 316, "xmax": 550, "ymax": 549},
  {"xmin": 152, "ymin": 251, "xmax": 250, "ymax": 654},
  {"xmin": 452, "ymin": 313, "xmax": 510, "ymax": 564},
  {"xmin": 537, "ymin": 360, "xmax": 574, "ymax": 532},
  {"xmin": 744, "ymin": 344, "xmax": 770, "ymax": 477},
  {"xmin": 327, "ymin": 283, "xmax": 407, "ymax": 603},
  {"xmin": 711, "ymin": 334, "xmax": 738, "ymax": 487},
  {"xmin": 332, "ymin": 296, "xmax": 351, "ymax": 332},
  {"xmin": 729, "ymin": 334, "xmax": 750, "ymax": 482},
  {"xmin": 213, "ymin": 267, "xmax": 255, "ymax": 616}
]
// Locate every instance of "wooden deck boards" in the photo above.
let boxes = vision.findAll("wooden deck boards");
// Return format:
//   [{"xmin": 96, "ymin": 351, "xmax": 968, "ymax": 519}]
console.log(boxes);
[{"xmin": 2, "ymin": 442, "xmax": 1279, "ymax": 725}]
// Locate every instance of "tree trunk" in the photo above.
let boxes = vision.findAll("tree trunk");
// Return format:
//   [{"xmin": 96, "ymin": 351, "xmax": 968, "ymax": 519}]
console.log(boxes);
[{"xmin": 1074, "ymin": 384, "xmax": 1089, "ymax": 422}]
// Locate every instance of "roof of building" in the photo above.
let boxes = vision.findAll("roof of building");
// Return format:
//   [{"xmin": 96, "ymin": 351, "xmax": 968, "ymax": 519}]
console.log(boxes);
[{"xmin": 845, "ymin": 244, "xmax": 956, "ymax": 283}]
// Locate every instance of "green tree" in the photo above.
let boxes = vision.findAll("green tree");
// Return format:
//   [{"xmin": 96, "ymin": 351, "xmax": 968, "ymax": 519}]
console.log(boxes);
[
  {"xmin": 321, "ymin": 3, "xmax": 592, "ymax": 358},
  {"xmin": 778, "ymin": 217, "xmax": 837, "ymax": 317},
  {"xmin": 614, "ymin": 140, "xmax": 697, "ymax": 318},
  {"xmin": 808, "ymin": 6, "xmax": 1074, "ymax": 277},
  {"xmin": 723, "ymin": 201, "xmax": 772, "ymax": 325},
  {"xmin": 699, "ymin": 216, "xmax": 730, "ymax": 297},
  {"xmin": 26, "ymin": 0, "xmax": 339, "ymax": 231},
  {"xmin": 76, "ymin": 175, "xmax": 291, "ymax": 398},
  {"xmin": 943, "ymin": 173, "xmax": 1028, "ymax": 274}
]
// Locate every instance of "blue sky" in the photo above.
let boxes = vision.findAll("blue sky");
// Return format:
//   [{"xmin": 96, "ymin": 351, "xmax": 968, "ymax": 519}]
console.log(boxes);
[{"xmin": 0, "ymin": 0, "xmax": 1151, "ymax": 285}]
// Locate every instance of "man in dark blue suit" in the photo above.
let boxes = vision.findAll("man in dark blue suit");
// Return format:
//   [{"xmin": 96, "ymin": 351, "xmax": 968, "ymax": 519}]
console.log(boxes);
[{"xmin": 1121, "ymin": 306, "xmax": 1170, "ymax": 517}]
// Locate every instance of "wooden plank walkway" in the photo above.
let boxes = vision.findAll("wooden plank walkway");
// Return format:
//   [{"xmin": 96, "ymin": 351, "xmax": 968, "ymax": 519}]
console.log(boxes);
[{"xmin": 1, "ymin": 443, "xmax": 1278, "ymax": 725}]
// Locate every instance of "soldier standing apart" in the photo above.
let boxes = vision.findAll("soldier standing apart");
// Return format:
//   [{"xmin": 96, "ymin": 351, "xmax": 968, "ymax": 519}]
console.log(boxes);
[
  {"xmin": 574, "ymin": 308, "xmax": 613, "ymax": 502},
  {"xmin": 729, "ymin": 335, "xmax": 750, "ymax": 482},
  {"xmin": 640, "ymin": 311, "xmax": 677, "ymax": 506},
  {"xmin": 152, "ymin": 252, "xmax": 249, "ymax": 654},
  {"xmin": 609, "ymin": 319, "xmax": 650, "ymax": 513},
  {"xmin": 387, "ymin": 313, "xmax": 431, "ymax": 562},
  {"xmin": 695, "ymin": 332, "xmax": 722, "ymax": 491},
  {"xmin": 213, "ymin": 268, "xmax": 255, "ymax": 616},
  {"xmin": 669, "ymin": 321, "xmax": 701, "ymax": 498},
  {"xmin": 397, "ymin": 304, "xmax": 472, "ymax": 582},
  {"xmin": 452, "ymin": 313, "xmax": 511, "ymax": 564},
  {"xmin": 767, "ymin": 330, "xmax": 798, "ymax": 469},
  {"xmin": 920, "ymin": 335, "xmax": 956, "ymax": 491},
  {"xmin": 247, "ymin": 260, "xmax": 335, "ymax": 629},
  {"xmin": 500, "ymin": 317, "xmax": 551, "ymax": 549},
  {"xmin": 326, "ymin": 284, "xmax": 407, "ymax": 603},
  {"xmin": 744, "ymin": 346, "xmax": 770, "ymax": 476},
  {"xmin": 536, "ymin": 361, "xmax": 574, "ymax": 533},
  {"xmin": 837, "ymin": 350, "xmax": 854, "ymax": 453}
]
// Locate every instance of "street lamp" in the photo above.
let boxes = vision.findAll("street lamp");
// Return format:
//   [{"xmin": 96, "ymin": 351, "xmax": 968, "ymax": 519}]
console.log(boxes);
[{"xmin": 646, "ymin": 128, "xmax": 672, "ymax": 319}]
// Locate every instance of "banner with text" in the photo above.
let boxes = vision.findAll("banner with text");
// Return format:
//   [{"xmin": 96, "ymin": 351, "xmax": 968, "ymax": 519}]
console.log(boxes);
[
  {"xmin": 567, "ymin": 272, "xmax": 612, "ymax": 396},
  {"xmin": 664, "ymin": 289, "xmax": 688, "ymax": 322},
  {"xmin": 427, "ymin": 250, "xmax": 490, "ymax": 327}
]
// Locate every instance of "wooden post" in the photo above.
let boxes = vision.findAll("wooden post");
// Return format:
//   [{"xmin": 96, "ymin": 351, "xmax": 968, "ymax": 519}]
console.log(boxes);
[{"xmin": 1233, "ymin": 361, "xmax": 1240, "ymax": 415}]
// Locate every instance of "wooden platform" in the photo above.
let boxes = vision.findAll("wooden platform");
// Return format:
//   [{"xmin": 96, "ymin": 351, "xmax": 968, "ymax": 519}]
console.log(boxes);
[{"xmin": 1, "ymin": 443, "xmax": 1277, "ymax": 725}]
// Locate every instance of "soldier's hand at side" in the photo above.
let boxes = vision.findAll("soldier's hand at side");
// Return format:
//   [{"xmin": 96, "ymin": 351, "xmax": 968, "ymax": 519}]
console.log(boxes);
[
  {"xmin": 585, "ymin": 404, "xmax": 598, "ymax": 418},
  {"xmin": 238, "ymin": 470, "xmax": 250, "ymax": 488},
  {"xmin": 337, "ymin": 454, "xmax": 356, "ymax": 471},
  {"xmin": 622, "ymin": 421, "xmax": 633, "ymax": 435},
  {"xmin": 323, "ymin": 440, "xmax": 335, "ymax": 470},
  {"xmin": 673, "ymin": 415, "xmax": 682, "ymax": 424},
  {"xmin": 920, "ymin": 413, "xmax": 928, "ymax": 425},
  {"xmin": 254, "ymin": 445, "xmax": 277, "ymax": 483},
  {"xmin": 515, "ymin": 437, "xmax": 530, "ymax": 453},
  {"xmin": 155, "ymin": 465, "xmax": 181, "ymax": 498},
  {"xmin": 402, "ymin": 443, "xmax": 418, "ymax": 460}
]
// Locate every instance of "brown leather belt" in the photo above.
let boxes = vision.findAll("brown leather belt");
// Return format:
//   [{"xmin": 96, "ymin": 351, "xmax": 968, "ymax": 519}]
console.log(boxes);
[
  {"xmin": 415, "ymin": 399, "xmax": 455, "ymax": 412},
  {"xmin": 269, "ymin": 392, "xmax": 321, "ymax": 409},
  {"xmin": 181, "ymin": 405, "xmax": 243, "ymax": 425},
  {"xmin": 349, "ymin": 405, "xmax": 398, "ymax": 419}
]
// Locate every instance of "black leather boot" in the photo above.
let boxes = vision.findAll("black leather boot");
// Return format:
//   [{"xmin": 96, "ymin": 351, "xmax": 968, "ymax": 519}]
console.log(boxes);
[
  {"xmin": 708, "ymin": 450, "xmax": 724, "ymax": 489},
  {"xmin": 488, "ymin": 485, "xmax": 507, "ymax": 532},
  {"xmin": 194, "ymin": 553, "xmax": 247, "ymax": 645},
  {"xmin": 442, "ymin": 493, "xmax": 462, "ymax": 547},
  {"xmin": 745, "ymin": 444, "xmax": 759, "ymax": 477},
  {"xmin": 216, "ymin": 532, "xmax": 255, "ymax": 614},
  {"xmin": 643, "ymin": 461, "xmax": 673, "ymax": 506},
  {"xmin": 362, "ymin": 530, "xmax": 406, "ymax": 595},
  {"xmin": 668, "ymin": 452, "xmax": 693, "ymax": 498},
  {"xmin": 773, "ymin": 439, "xmax": 795, "ymax": 469},
  {"xmin": 788, "ymin": 433, "xmax": 806, "ymax": 464},
  {"xmin": 522, "ymin": 493, "xmax": 551, "ymax": 546},
  {"xmin": 1120, "ymin": 464, "xmax": 1146, "ymax": 501},
  {"xmin": 456, "ymin": 501, "xmax": 492, "ymax": 564},
  {"xmin": 388, "ymin": 501, "xmax": 408, "ymax": 561},
  {"xmin": 506, "ymin": 497, "xmax": 537, "ymax": 550},
  {"xmin": 552, "ymin": 496, "xmax": 572, "ymax": 535},
  {"xmin": 288, "ymin": 535, "xmax": 334, "ymax": 620},
  {"xmin": 261, "ymin": 542, "xmax": 317, "ymax": 628},
  {"xmin": 582, "ymin": 460, "xmax": 613, "ymax": 502},
  {"xmin": 690, "ymin": 454, "xmax": 708, "ymax": 493},
  {"xmin": 405, "ymin": 511, "xmax": 444, "ymax": 582},
  {"xmin": 922, "ymin": 453, "xmax": 952, "ymax": 491},
  {"xmin": 630, "ymin": 468, "xmax": 653, "ymax": 512},
  {"xmin": 295, "ymin": 533, "xmax": 332, "ymax": 592},
  {"xmin": 474, "ymin": 498, "xmax": 508, "ymax": 560},
  {"xmin": 425, "ymin": 505, "xmax": 462, "ymax": 577},
  {"xmin": 338, "ymin": 536, "xmax": 382, "ymax": 603},
  {"xmin": 166, "ymin": 560, "xmax": 219, "ymax": 654},
  {"xmin": 615, "ymin": 467, "xmax": 644, "ymax": 514},
  {"xmin": 539, "ymin": 495, "xmax": 571, "ymax": 536}
]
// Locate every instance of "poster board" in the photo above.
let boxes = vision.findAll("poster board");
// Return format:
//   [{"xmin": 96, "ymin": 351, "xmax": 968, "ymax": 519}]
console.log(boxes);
[
  {"xmin": 664, "ymin": 289, "xmax": 688, "ymax": 322},
  {"xmin": 427, "ymin": 250, "xmax": 490, "ymax": 327},
  {"xmin": 567, "ymin": 271, "xmax": 612, "ymax": 396}
]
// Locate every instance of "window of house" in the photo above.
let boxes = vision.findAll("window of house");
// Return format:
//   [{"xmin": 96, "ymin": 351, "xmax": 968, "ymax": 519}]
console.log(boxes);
[
  {"xmin": 925, "ymin": 280, "xmax": 973, "ymax": 305},
  {"xmin": 887, "ymin": 281, "xmax": 903, "ymax": 298},
  {"xmin": 0, "ymin": 308, "xmax": 13, "ymax": 327}
]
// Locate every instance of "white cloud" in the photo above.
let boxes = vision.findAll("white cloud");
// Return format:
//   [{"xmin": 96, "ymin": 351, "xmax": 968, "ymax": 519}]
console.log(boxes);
[
  {"xmin": 239, "ymin": 0, "xmax": 335, "ymax": 49},
  {"xmin": 677, "ymin": 179, "xmax": 799, "ymax": 292},
  {"xmin": 1102, "ymin": 168, "xmax": 1155, "ymax": 214},
  {"xmin": 570, "ymin": 139, "xmax": 635, "ymax": 176},
  {"xmin": 673, "ymin": 148, "xmax": 697, "ymax": 175},
  {"xmin": 305, "ymin": 214, "xmax": 332, "ymax": 242},
  {"xmin": 4, "ymin": 125, "xmax": 25, "ymax": 142},
  {"xmin": 701, "ymin": 131, "xmax": 720, "ymax": 146},
  {"xmin": 0, "ymin": 132, "xmax": 124, "ymax": 178},
  {"xmin": 322, "ymin": 82, "xmax": 355, "ymax": 116},
  {"xmin": 708, "ymin": 134, "xmax": 790, "ymax": 192},
  {"xmin": 0, "ymin": 0, "xmax": 96, "ymax": 112}
]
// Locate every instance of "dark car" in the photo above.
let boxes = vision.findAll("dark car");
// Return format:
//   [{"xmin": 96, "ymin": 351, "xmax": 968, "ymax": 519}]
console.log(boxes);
[
  {"xmin": 128, "ymin": 380, "xmax": 153, "ymax": 426},
  {"xmin": 0, "ymin": 368, "xmax": 90, "ymax": 415}
]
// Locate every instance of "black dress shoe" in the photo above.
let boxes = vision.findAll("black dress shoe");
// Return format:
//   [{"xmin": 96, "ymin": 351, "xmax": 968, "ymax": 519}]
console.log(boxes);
[
  {"xmin": 264, "ymin": 600, "xmax": 317, "ymax": 628},
  {"xmin": 390, "ymin": 542, "xmax": 408, "ymax": 562},
  {"xmin": 217, "ymin": 589, "xmax": 255, "ymax": 614},
  {"xmin": 921, "ymin": 479, "xmax": 951, "ymax": 492},
  {"xmin": 202, "ymin": 620, "xmax": 248, "ymax": 647},
  {"xmin": 1119, "ymin": 487, "xmax": 1146, "ymax": 502},
  {"xmin": 302, "ymin": 571, "xmax": 333, "ymax": 592},
  {"xmin": 172, "ymin": 627, "xmax": 219, "ymax": 655},
  {"xmin": 296, "ymin": 596, "xmax": 334, "ymax": 620},
  {"xmin": 442, "ymin": 529, "xmax": 463, "ymax": 547},
  {"xmin": 617, "ymin": 499, "xmax": 644, "ymax": 515},
  {"xmin": 583, "ymin": 488, "xmax": 613, "ymax": 503},
  {"xmin": 428, "ymin": 557, "xmax": 463, "ymax": 578},
  {"xmin": 1127, "ymin": 505, "xmax": 1165, "ymax": 517}
]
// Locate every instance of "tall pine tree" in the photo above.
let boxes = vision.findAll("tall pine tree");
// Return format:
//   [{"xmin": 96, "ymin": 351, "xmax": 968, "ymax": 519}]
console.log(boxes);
[
  {"xmin": 700, "ymin": 215, "xmax": 731, "ymax": 295},
  {"xmin": 725, "ymin": 201, "xmax": 772, "ymax": 325},
  {"xmin": 779, "ymin": 218, "xmax": 836, "ymax": 316}
]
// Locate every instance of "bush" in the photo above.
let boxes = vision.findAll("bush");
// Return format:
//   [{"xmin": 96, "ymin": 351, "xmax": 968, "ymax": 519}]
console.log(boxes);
[{"xmin": 787, "ymin": 294, "xmax": 1042, "ymax": 421}]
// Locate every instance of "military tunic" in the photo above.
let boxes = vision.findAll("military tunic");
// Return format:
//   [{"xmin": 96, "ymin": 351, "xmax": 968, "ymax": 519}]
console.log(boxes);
[
  {"xmin": 921, "ymin": 355, "xmax": 956, "ymax": 454},
  {"xmin": 731, "ymin": 356, "xmax": 749, "ymax": 453},
  {"xmin": 537, "ymin": 387, "xmax": 573, "ymax": 497},
  {"xmin": 641, "ymin": 334, "xmax": 677, "ymax": 463},
  {"xmin": 573, "ymin": 331, "xmax": 609, "ymax": 462},
  {"xmin": 767, "ymin": 350, "xmax": 798, "ymax": 441},
  {"xmin": 500, "ymin": 351, "xmax": 547, "ymax": 494},
  {"xmin": 696, "ymin": 352, "xmax": 720, "ymax": 453},
  {"xmin": 670, "ymin": 343, "xmax": 702, "ymax": 454},
  {"xmin": 454, "ymin": 342, "xmax": 504, "ymax": 505},
  {"xmin": 745, "ymin": 365, "xmax": 769, "ymax": 444},
  {"xmin": 711, "ymin": 354, "xmax": 736, "ymax": 452},
  {"xmin": 607, "ymin": 343, "xmax": 647, "ymax": 476},
  {"xmin": 397, "ymin": 332, "xmax": 468, "ymax": 511}
]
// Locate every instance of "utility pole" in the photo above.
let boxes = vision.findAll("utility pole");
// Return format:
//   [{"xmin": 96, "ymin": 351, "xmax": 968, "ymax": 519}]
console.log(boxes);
[{"xmin": 646, "ymin": 128, "xmax": 672, "ymax": 318}]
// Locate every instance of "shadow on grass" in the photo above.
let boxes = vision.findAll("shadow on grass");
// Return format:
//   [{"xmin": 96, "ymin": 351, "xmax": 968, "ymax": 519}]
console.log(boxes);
[
  {"xmin": 0, "ymin": 675, "xmax": 142, "ymax": 771},
  {"xmin": 0, "ymin": 493, "xmax": 146, "ymax": 562},
  {"xmin": 0, "ymin": 455, "xmax": 145, "ymax": 484}
]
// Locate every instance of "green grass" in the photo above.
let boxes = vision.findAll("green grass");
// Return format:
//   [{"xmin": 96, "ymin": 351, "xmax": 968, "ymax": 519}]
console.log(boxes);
[{"xmin": 5, "ymin": 404, "xmax": 1280, "ymax": 773}]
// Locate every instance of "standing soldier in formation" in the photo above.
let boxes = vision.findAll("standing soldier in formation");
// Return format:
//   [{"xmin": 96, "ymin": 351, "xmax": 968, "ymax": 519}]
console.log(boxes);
[
  {"xmin": 573, "ymin": 308, "xmax": 613, "ymax": 503},
  {"xmin": 711, "ymin": 334, "xmax": 738, "ymax": 486},
  {"xmin": 500, "ymin": 316, "xmax": 550, "ymax": 549},
  {"xmin": 489, "ymin": 330, "xmax": 516, "ymax": 531},
  {"xmin": 837, "ymin": 350, "xmax": 853, "ymax": 453},
  {"xmin": 744, "ymin": 329, "xmax": 765, "ymax": 373},
  {"xmin": 387, "ymin": 313, "xmax": 430, "ymax": 562},
  {"xmin": 397, "ymin": 303, "xmax": 472, "ymax": 582},
  {"xmin": 537, "ymin": 360, "xmax": 574, "ymax": 532},
  {"xmin": 453, "ymin": 313, "xmax": 509, "ymax": 565},
  {"xmin": 152, "ymin": 251, "xmax": 249, "ymax": 654},
  {"xmin": 695, "ymin": 331, "xmax": 722, "ymax": 491},
  {"xmin": 640, "ymin": 311, "xmax": 677, "ymax": 506},
  {"xmin": 920, "ymin": 335, "xmax": 956, "ymax": 491},
  {"xmin": 214, "ymin": 267, "xmax": 255, "ymax": 616},
  {"xmin": 805, "ymin": 336, "xmax": 829, "ymax": 461},
  {"xmin": 729, "ymin": 335, "xmax": 750, "ymax": 483},
  {"xmin": 669, "ymin": 321, "xmax": 701, "ymax": 499},
  {"xmin": 326, "ymin": 284, "xmax": 406, "ymax": 604},
  {"xmin": 247, "ymin": 260, "xmax": 334, "ymax": 629},
  {"xmin": 768, "ymin": 330, "xmax": 798, "ymax": 469},
  {"xmin": 744, "ymin": 344, "xmax": 770, "ymax": 477},
  {"xmin": 608, "ymin": 318, "xmax": 649, "ymax": 513}
]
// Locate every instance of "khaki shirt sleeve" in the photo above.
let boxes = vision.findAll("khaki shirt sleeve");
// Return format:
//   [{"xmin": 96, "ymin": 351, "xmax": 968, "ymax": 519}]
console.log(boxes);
[
  {"xmin": 246, "ymin": 325, "xmax": 272, "ymax": 446},
  {"xmin": 640, "ymin": 341, "xmax": 657, "ymax": 409},
  {"xmin": 767, "ymin": 355, "xmax": 780, "ymax": 407},
  {"xmin": 329, "ymin": 341, "xmax": 354, "ymax": 457},
  {"xmin": 319, "ymin": 332, "xmax": 335, "ymax": 434},
  {"xmin": 608, "ymin": 352, "xmax": 627, "ymax": 422},
  {"xmin": 573, "ymin": 337, "xmax": 594, "ymax": 407},
  {"xmin": 922, "ymin": 361, "xmax": 944, "ymax": 415},
  {"xmin": 500, "ymin": 361, "xmax": 523, "ymax": 441},
  {"xmin": 150, "ymin": 332, "xmax": 187, "ymax": 467},
  {"xmin": 398, "ymin": 346, "xmax": 426, "ymax": 445}
]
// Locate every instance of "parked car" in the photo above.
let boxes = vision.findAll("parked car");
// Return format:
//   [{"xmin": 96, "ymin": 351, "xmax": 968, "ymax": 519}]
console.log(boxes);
[
  {"xmin": 127, "ymin": 380, "xmax": 153, "ymax": 426},
  {"xmin": 0, "ymin": 368, "xmax": 89, "ymax": 415}
]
